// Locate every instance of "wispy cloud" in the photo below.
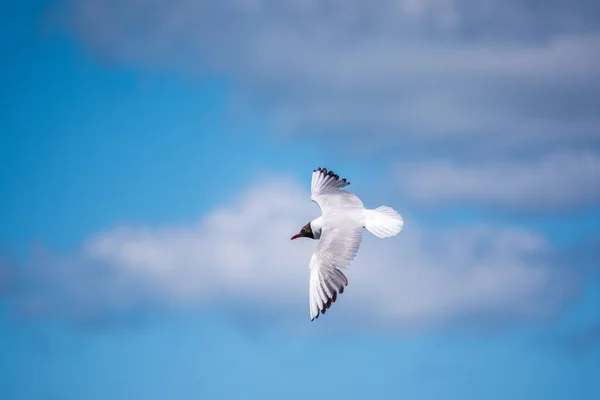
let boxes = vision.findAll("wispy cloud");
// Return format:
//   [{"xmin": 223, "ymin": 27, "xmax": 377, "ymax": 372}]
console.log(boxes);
[
  {"xmin": 54, "ymin": 0, "xmax": 600, "ymax": 153},
  {"xmin": 50, "ymin": 0, "xmax": 600, "ymax": 211},
  {"xmin": 6, "ymin": 176, "xmax": 578, "ymax": 328},
  {"xmin": 396, "ymin": 152, "xmax": 600, "ymax": 209}
]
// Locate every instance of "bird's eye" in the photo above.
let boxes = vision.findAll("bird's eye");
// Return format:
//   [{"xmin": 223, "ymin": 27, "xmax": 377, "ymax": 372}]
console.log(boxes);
[{"xmin": 302, "ymin": 228, "xmax": 306, "ymax": 233}]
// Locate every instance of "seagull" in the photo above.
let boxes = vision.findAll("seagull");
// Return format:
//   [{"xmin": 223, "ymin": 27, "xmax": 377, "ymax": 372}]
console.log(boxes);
[{"xmin": 291, "ymin": 167, "xmax": 404, "ymax": 320}]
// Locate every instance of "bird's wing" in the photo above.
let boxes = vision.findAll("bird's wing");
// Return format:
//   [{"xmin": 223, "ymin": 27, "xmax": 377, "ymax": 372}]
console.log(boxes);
[
  {"xmin": 308, "ymin": 225, "xmax": 363, "ymax": 320},
  {"xmin": 310, "ymin": 167, "xmax": 363, "ymax": 214}
]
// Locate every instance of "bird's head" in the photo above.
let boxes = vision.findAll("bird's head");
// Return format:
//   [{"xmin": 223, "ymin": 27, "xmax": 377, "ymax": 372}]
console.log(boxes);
[{"xmin": 291, "ymin": 222, "xmax": 315, "ymax": 240}]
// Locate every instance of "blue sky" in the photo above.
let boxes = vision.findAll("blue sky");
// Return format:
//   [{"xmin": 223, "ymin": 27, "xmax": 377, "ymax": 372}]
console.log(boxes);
[{"xmin": 1, "ymin": 1, "xmax": 600, "ymax": 399}]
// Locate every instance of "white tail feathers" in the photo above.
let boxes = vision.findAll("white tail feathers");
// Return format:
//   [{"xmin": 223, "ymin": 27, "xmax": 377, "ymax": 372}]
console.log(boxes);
[{"xmin": 364, "ymin": 206, "xmax": 404, "ymax": 238}]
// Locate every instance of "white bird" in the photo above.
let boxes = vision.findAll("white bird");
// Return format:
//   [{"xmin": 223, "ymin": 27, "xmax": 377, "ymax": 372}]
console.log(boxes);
[{"xmin": 291, "ymin": 167, "xmax": 404, "ymax": 320}]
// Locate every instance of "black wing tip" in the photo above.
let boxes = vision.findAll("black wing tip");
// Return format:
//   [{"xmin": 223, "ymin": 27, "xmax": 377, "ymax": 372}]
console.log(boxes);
[
  {"xmin": 312, "ymin": 286, "xmax": 346, "ymax": 321},
  {"xmin": 315, "ymin": 167, "xmax": 347, "ymax": 184}
]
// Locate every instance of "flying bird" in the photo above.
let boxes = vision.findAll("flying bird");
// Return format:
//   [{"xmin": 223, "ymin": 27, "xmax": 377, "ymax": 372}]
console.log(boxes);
[{"xmin": 291, "ymin": 167, "xmax": 404, "ymax": 320}]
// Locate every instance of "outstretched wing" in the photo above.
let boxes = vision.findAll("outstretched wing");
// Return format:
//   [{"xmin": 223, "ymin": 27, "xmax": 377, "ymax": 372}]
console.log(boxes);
[
  {"xmin": 308, "ymin": 225, "xmax": 363, "ymax": 320},
  {"xmin": 310, "ymin": 167, "xmax": 363, "ymax": 214}
]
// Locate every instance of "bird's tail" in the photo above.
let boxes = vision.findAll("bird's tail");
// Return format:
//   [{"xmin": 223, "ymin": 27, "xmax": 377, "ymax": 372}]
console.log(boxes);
[{"xmin": 364, "ymin": 206, "xmax": 404, "ymax": 238}]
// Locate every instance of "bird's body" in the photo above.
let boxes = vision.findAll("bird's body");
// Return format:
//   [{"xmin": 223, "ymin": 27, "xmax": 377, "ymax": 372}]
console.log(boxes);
[{"xmin": 291, "ymin": 168, "xmax": 404, "ymax": 320}]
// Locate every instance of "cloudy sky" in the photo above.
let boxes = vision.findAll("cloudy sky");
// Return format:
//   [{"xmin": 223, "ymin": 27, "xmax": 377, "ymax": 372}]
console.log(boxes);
[{"xmin": 1, "ymin": 0, "xmax": 599, "ymax": 399}]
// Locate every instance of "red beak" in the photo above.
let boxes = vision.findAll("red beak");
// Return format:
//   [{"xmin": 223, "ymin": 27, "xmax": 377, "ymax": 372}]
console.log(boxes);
[{"xmin": 291, "ymin": 233, "xmax": 302, "ymax": 240}]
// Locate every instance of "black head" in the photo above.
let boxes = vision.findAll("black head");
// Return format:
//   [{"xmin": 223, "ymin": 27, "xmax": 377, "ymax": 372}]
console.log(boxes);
[{"xmin": 291, "ymin": 222, "xmax": 314, "ymax": 240}]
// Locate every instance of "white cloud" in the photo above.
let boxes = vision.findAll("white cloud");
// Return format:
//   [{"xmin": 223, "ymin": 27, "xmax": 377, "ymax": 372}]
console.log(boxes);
[
  {"xmin": 396, "ymin": 152, "xmax": 600, "ymax": 209},
  {"xmin": 55, "ymin": 0, "xmax": 600, "ymax": 152},
  {"xmin": 72, "ymin": 176, "xmax": 573, "ymax": 326},
  {"xmin": 49, "ymin": 0, "xmax": 600, "ymax": 210},
  {"xmin": 85, "ymin": 179, "xmax": 315, "ymax": 305}
]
